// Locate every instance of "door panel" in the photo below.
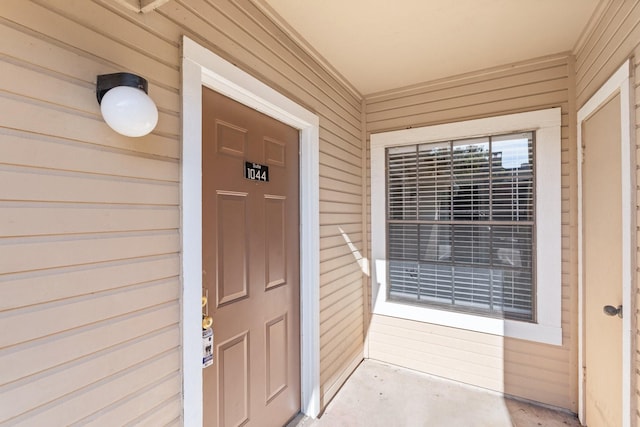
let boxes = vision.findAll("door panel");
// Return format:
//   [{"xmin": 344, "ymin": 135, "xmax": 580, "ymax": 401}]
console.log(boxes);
[
  {"xmin": 217, "ymin": 332, "xmax": 249, "ymax": 427},
  {"xmin": 202, "ymin": 87, "xmax": 301, "ymax": 427},
  {"xmin": 265, "ymin": 196, "xmax": 287, "ymax": 289},
  {"xmin": 582, "ymin": 93, "xmax": 622, "ymax": 427},
  {"xmin": 216, "ymin": 192, "xmax": 249, "ymax": 305},
  {"xmin": 266, "ymin": 314, "xmax": 288, "ymax": 402}
]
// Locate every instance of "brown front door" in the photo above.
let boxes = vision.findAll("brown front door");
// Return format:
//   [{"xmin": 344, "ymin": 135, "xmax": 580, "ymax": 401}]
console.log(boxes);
[
  {"xmin": 582, "ymin": 93, "xmax": 623, "ymax": 427},
  {"xmin": 202, "ymin": 87, "xmax": 301, "ymax": 427}
]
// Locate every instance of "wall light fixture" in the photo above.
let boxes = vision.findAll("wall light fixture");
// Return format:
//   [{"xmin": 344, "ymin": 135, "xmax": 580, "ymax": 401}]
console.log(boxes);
[{"xmin": 96, "ymin": 72, "xmax": 158, "ymax": 137}]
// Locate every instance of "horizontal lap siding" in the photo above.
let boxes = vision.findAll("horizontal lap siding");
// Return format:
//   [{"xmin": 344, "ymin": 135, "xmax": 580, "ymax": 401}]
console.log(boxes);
[
  {"xmin": 0, "ymin": 0, "xmax": 364, "ymax": 423},
  {"xmin": 364, "ymin": 54, "xmax": 578, "ymax": 411},
  {"xmin": 0, "ymin": 0, "xmax": 182, "ymax": 423},
  {"xmin": 575, "ymin": 1, "xmax": 640, "ymax": 423}
]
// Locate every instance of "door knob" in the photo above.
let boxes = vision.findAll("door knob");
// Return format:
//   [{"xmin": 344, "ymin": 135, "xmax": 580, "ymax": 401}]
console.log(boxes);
[{"xmin": 603, "ymin": 305, "xmax": 623, "ymax": 318}]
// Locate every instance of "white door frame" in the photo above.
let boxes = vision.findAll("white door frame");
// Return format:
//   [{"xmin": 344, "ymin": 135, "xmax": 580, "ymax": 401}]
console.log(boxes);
[
  {"xmin": 181, "ymin": 36, "xmax": 321, "ymax": 426},
  {"xmin": 577, "ymin": 59, "xmax": 634, "ymax": 427}
]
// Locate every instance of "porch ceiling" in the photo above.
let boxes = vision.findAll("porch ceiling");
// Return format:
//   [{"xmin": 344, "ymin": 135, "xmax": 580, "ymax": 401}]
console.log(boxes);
[{"xmin": 255, "ymin": 0, "xmax": 601, "ymax": 96}]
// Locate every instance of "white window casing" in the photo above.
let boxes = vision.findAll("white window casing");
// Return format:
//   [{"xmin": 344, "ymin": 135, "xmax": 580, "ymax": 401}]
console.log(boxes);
[{"xmin": 370, "ymin": 108, "xmax": 562, "ymax": 345}]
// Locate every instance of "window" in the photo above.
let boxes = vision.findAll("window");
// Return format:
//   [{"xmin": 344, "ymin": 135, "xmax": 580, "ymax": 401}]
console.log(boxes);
[
  {"xmin": 370, "ymin": 108, "xmax": 562, "ymax": 345},
  {"xmin": 387, "ymin": 133, "xmax": 535, "ymax": 321}
]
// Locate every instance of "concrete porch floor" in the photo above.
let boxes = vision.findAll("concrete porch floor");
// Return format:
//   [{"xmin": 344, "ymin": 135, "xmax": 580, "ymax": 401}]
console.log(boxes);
[{"xmin": 291, "ymin": 360, "xmax": 580, "ymax": 427}]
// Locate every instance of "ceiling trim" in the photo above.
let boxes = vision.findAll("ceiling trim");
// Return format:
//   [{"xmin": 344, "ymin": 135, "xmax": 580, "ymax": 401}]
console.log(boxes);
[
  {"xmin": 573, "ymin": 0, "xmax": 611, "ymax": 55},
  {"xmin": 251, "ymin": 0, "xmax": 362, "ymax": 100},
  {"xmin": 364, "ymin": 51, "xmax": 573, "ymax": 102}
]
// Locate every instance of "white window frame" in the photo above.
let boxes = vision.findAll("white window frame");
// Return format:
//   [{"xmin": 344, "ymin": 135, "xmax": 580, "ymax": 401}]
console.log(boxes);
[{"xmin": 370, "ymin": 108, "xmax": 562, "ymax": 345}]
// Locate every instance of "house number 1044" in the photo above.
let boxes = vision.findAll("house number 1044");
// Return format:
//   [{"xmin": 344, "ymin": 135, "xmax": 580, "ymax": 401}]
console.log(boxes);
[{"xmin": 245, "ymin": 162, "xmax": 269, "ymax": 182}]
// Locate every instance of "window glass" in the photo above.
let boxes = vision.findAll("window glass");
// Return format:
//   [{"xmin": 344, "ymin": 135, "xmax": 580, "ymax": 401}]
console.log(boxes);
[
  {"xmin": 388, "ymin": 146, "xmax": 418, "ymax": 220},
  {"xmin": 386, "ymin": 132, "xmax": 535, "ymax": 321},
  {"xmin": 452, "ymin": 137, "xmax": 490, "ymax": 221}
]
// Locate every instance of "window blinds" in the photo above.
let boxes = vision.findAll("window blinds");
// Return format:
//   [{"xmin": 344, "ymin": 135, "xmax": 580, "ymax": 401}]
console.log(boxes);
[{"xmin": 386, "ymin": 132, "xmax": 535, "ymax": 321}]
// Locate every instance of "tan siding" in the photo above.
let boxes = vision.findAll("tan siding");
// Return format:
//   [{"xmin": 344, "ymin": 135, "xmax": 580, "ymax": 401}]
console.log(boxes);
[
  {"xmin": 320, "ymin": 222, "xmax": 361, "ymax": 238},
  {"xmin": 0, "ymin": 232, "xmax": 178, "ymax": 275},
  {"xmin": 0, "ymin": 133, "xmax": 179, "ymax": 182},
  {"xmin": 367, "ymin": 59, "xmax": 570, "ymax": 113},
  {"xmin": 0, "ymin": 92, "xmax": 179, "ymax": 158},
  {"xmin": 320, "ymin": 188, "xmax": 363, "ymax": 205},
  {"xmin": 320, "ymin": 243, "xmax": 364, "ymax": 264},
  {"xmin": 365, "ymin": 54, "xmax": 579, "ymax": 411},
  {"xmin": 319, "ymin": 161, "xmax": 362, "ymax": 184},
  {"xmin": 320, "ymin": 312, "xmax": 363, "ymax": 380},
  {"xmin": 575, "ymin": 1, "xmax": 640, "ymax": 106},
  {"xmin": 1, "ymin": 0, "xmax": 364, "ymax": 423},
  {"xmin": 321, "ymin": 270, "xmax": 363, "ymax": 297},
  {"xmin": 80, "ymin": 375, "xmax": 182, "ymax": 426},
  {"xmin": 368, "ymin": 89, "xmax": 569, "ymax": 134},
  {"xmin": 0, "ymin": 256, "xmax": 178, "ymax": 311},
  {"xmin": 367, "ymin": 78, "xmax": 568, "ymax": 125},
  {"xmin": 122, "ymin": 391, "xmax": 183, "ymax": 427},
  {"xmin": 320, "ymin": 177, "xmax": 362, "ymax": 196},
  {"xmin": 320, "ymin": 349, "xmax": 363, "ymax": 409},
  {"xmin": 2, "ymin": 205, "xmax": 179, "ymax": 237},
  {"xmin": 320, "ymin": 124, "xmax": 363, "ymax": 157},
  {"xmin": 321, "ymin": 232, "xmax": 364, "ymax": 250},
  {"xmin": 1, "ymin": 170, "xmax": 178, "ymax": 205},
  {"xmin": 320, "ymin": 280, "xmax": 363, "ymax": 334},
  {"xmin": 575, "ymin": 1, "xmax": 640, "ymax": 422},
  {"xmin": 1, "ymin": 331, "xmax": 179, "ymax": 421},
  {"xmin": 367, "ymin": 53, "xmax": 571, "ymax": 132},
  {"xmin": 2, "ymin": 278, "xmax": 178, "ymax": 347},
  {"xmin": 10, "ymin": 352, "xmax": 181, "ymax": 426},
  {"xmin": 0, "ymin": 303, "xmax": 179, "ymax": 386},
  {"xmin": 319, "ymin": 151, "xmax": 361, "ymax": 176}
]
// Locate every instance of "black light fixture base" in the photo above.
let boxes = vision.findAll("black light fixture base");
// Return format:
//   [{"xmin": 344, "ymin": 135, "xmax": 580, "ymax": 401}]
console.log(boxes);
[{"xmin": 96, "ymin": 72, "xmax": 149, "ymax": 104}]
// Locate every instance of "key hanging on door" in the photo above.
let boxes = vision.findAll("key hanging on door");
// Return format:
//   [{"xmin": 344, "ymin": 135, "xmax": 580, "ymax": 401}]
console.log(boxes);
[{"xmin": 202, "ymin": 288, "xmax": 214, "ymax": 368}]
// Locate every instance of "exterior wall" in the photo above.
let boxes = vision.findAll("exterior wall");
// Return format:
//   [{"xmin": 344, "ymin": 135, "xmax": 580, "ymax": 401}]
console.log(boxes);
[
  {"xmin": 364, "ymin": 54, "xmax": 579, "ymax": 411},
  {"xmin": 0, "ymin": 0, "xmax": 364, "ymax": 423},
  {"xmin": 574, "ymin": 1, "xmax": 640, "ymax": 423}
]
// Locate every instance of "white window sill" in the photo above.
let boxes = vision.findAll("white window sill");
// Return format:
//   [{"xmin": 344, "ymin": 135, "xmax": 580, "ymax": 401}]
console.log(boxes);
[{"xmin": 372, "ymin": 260, "xmax": 562, "ymax": 345}]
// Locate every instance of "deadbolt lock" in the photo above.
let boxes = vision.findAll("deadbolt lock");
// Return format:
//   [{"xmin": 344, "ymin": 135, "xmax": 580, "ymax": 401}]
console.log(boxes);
[{"xmin": 202, "ymin": 315, "xmax": 213, "ymax": 329}]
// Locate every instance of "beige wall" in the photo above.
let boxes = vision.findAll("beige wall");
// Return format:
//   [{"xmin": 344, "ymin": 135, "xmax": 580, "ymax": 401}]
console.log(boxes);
[
  {"xmin": 575, "ymin": 1, "xmax": 640, "ymax": 423},
  {"xmin": 364, "ymin": 53, "xmax": 579, "ymax": 411},
  {"xmin": 0, "ymin": 0, "xmax": 365, "ymax": 423},
  {"xmin": 364, "ymin": 0, "xmax": 640, "ymax": 417},
  {"xmin": 3, "ymin": 0, "xmax": 637, "ymax": 423}
]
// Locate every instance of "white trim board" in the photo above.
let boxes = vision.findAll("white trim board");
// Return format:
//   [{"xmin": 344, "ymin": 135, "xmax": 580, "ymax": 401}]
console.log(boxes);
[
  {"xmin": 576, "ymin": 59, "xmax": 634, "ymax": 427},
  {"xmin": 370, "ymin": 108, "xmax": 563, "ymax": 345},
  {"xmin": 181, "ymin": 36, "xmax": 321, "ymax": 426}
]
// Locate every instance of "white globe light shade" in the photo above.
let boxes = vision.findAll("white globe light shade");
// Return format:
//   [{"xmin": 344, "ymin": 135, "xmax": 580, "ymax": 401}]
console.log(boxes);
[{"xmin": 100, "ymin": 86, "xmax": 158, "ymax": 137}]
